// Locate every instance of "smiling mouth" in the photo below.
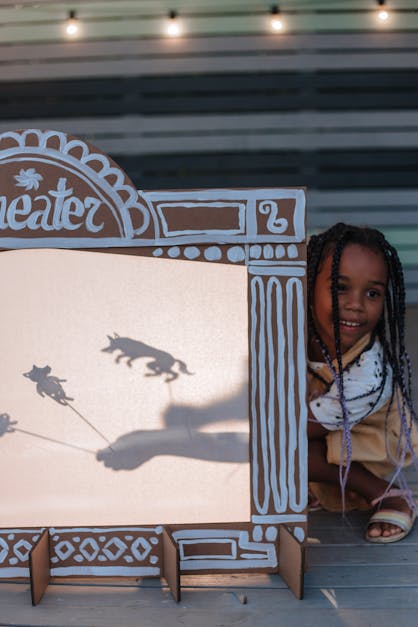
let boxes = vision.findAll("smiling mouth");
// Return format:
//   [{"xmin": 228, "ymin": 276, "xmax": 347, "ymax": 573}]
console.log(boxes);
[{"xmin": 340, "ymin": 320, "xmax": 362, "ymax": 328}]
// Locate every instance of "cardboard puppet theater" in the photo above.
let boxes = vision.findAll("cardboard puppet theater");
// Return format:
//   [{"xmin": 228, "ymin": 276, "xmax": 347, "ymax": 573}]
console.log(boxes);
[{"xmin": 0, "ymin": 129, "xmax": 307, "ymax": 603}]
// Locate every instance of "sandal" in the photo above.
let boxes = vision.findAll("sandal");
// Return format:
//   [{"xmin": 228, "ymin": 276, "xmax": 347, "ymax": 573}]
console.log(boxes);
[{"xmin": 365, "ymin": 488, "xmax": 417, "ymax": 544}]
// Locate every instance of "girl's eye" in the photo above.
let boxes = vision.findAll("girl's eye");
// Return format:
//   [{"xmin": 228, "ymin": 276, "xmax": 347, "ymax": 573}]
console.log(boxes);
[
  {"xmin": 337, "ymin": 283, "xmax": 347, "ymax": 292},
  {"xmin": 367, "ymin": 289, "xmax": 381, "ymax": 299}
]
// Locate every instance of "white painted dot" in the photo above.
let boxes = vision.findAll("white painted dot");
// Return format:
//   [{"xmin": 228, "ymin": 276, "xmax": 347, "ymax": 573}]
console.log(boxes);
[
  {"xmin": 124, "ymin": 555, "xmax": 134, "ymax": 563},
  {"xmin": 275, "ymin": 245, "xmax": 285, "ymax": 259},
  {"xmin": 51, "ymin": 557, "xmax": 59, "ymax": 564},
  {"xmin": 168, "ymin": 246, "xmax": 180, "ymax": 258},
  {"xmin": 150, "ymin": 537, "xmax": 159, "ymax": 545},
  {"xmin": 7, "ymin": 534, "xmax": 15, "ymax": 541},
  {"xmin": 227, "ymin": 246, "xmax": 245, "ymax": 263},
  {"xmin": 252, "ymin": 526, "xmax": 263, "ymax": 542},
  {"xmin": 99, "ymin": 536, "xmax": 106, "ymax": 542},
  {"xmin": 184, "ymin": 246, "xmax": 201, "ymax": 260},
  {"xmin": 9, "ymin": 558, "xmax": 18, "ymax": 565},
  {"xmin": 150, "ymin": 555, "xmax": 159, "ymax": 565},
  {"xmin": 250, "ymin": 245, "xmax": 262, "ymax": 259},
  {"xmin": 294, "ymin": 527, "xmax": 305, "ymax": 542},
  {"xmin": 265, "ymin": 526, "xmax": 278, "ymax": 542},
  {"xmin": 53, "ymin": 536, "xmax": 59, "ymax": 541},
  {"xmin": 155, "ymin": 526, "xmax": 164, "ymax": 535},
  {"xmin": 287, "ymin": 244, "xmax": 298, "ymax": 259},
  {"xmin": 204, "ymin": 246, "xmax": 222, "ymax": 261},
  {"xmin": 153, "ymin": 248, "xmax": 163, "ymax": 257},
  {"xmin": 32, "ymin": 535, "xmax": 40, "ymax": 543},
  {"xmin": 264, "ymin": 245, "xmax": 274, "ymax": 259}
]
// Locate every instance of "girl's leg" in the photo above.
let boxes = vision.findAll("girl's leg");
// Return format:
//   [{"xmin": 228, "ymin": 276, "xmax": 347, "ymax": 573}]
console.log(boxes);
[{"xmin": 308, "ymin": 429, "xmax": 413, "ymax": 539}]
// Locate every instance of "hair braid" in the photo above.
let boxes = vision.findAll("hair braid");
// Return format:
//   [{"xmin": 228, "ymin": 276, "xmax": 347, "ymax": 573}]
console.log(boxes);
[{"xmin": 308, "ymin": 222, "xmax": 417, "ymax": 505}]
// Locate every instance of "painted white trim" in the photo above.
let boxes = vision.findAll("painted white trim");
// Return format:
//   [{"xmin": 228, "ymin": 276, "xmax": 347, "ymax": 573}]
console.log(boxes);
[
  {"xmin": 0, "ymin": 567, "xmax": 30, "ymax": 577},
  {"xmin": 51, "ymin": 566, "xmax": 160, "ymax": 576},
  {"xmin": 249, "ymin": 267, "xmax": 306, "ymax": 276},
  {"xmin": 251, "ymin": 514, "xmax": 306, "ymax": 524}
]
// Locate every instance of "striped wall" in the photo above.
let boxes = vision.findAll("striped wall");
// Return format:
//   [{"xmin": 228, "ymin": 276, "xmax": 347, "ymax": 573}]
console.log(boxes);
[{"xmin": 0, "ymin": 23, "xmax": 417, "ymax": 299}]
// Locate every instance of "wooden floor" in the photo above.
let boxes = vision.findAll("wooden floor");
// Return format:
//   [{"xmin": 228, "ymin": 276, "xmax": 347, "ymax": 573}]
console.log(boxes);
[{"xmin": 2, "ymin": 474, "xmax": 418, "ymax": 627}]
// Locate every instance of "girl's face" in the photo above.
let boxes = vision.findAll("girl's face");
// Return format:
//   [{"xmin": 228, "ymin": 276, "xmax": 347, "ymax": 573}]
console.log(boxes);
[{"xmin": 312, "ymin": 242, "xmax": 387, "ymax": 360}]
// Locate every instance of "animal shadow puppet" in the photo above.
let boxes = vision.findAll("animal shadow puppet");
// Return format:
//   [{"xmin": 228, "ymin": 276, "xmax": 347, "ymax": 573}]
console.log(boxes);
[
  {"xmin": 102, "ymin": 333, "xmax": 193, "ymax": 382},
  {"xmin": 23, "ymin": 365, "xmax": 73, "ymax": 405}
]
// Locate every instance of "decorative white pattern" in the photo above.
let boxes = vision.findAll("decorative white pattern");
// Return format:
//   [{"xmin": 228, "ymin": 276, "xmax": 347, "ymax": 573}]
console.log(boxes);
[
  {"xmin": 258, "ymin": 200, "xmax": 288, "ymax": 234},
  {"xmin": 0, "ymin": 129, "xmax": 307, "ymax": 585},
  {"xmin": 173, "ymin": 529, "xmax": 277, "ymax": 570},
  {"xmin": 250, "ymin": 271, "xmax": 307, "ymax": 519},
  {"xmin": 0, "ymin": 129, "xmax": 156, "ymax": 242}
]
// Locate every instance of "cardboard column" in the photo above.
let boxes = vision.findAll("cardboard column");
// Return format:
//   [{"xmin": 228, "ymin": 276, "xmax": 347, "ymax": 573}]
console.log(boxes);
[
  {"xmin": 162, "ymin": 527, "xmax": 181, "ymax": 602},
  {"xmin": 29, "ymin": 528, "xmax": 50, "ymax": 606},
  {"xmin": 278, "ymin": 525, "xmax": 305, "ymax": 600}
]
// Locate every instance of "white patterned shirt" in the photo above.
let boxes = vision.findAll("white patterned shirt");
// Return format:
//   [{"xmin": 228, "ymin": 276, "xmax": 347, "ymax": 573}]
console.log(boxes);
[{"xmin": 308, "ymin": 339, "xmax": 393, "ymax": 431}]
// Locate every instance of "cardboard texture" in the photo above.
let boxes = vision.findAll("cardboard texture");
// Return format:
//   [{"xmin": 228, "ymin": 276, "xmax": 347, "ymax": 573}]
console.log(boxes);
[
  {"xmin": 278, "ymin": 525, "xmax": 305, "ymax": 600},
  {"xmin": 29, "ymin": 528, "xmax": 50, "ymax": 606},
  {"xmin": 0, "ymin": 129, "xmax": 307, "ymax": 599},
  {"xmin": 162, "ymin": 528, "xmax": 181, "ymax": 602}
]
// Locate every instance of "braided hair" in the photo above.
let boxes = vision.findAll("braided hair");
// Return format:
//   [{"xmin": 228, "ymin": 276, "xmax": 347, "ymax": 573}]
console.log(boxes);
[{"xmin": 308, "ymin": 223, "xmax": 417, "ymax": 504}]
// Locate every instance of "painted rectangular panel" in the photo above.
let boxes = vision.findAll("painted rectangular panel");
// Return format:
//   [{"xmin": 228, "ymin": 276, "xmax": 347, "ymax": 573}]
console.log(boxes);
[{"xmin": 0, "ymin": 249, "xmax": 249, "ymax": 526}]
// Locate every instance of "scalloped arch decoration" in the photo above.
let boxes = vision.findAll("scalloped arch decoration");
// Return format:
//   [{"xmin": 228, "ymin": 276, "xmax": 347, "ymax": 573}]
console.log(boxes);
[{"xmin": 0, "ymin": 129, "xmax": 156, "ymax": 244}]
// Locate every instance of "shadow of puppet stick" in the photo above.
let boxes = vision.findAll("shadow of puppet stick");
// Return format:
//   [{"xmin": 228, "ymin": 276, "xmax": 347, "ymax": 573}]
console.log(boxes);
[
  {"xmin": 65, "ymin": 402, "xmax": 113, "ymax": 450},
  {"xmin": 23, "ymin": 365, "xmax": 113, "ymax": 450},
  {"xmin": 0, "ymin": 413, "xmax": 95, "ymax": 454}
]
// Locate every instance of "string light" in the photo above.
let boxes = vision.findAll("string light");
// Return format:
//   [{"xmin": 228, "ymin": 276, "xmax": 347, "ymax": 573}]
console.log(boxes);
[
  {"xmin": 377, "ymin": 0, "xmax": 390, "ymax": 22},
  {"xmin": 46, "ymin": 3, "xmax": 414, "ymax": 41},
  {"xmin": 270, "ymin": 5, "xmax": 285, "ymax": 32},
  {"xmin": 65, "ymin": 10, "xmax": 79, "ymax": 37},
  {"xmin": 166, "ymin": 10, "xmax": 182, "ymax": 37}
]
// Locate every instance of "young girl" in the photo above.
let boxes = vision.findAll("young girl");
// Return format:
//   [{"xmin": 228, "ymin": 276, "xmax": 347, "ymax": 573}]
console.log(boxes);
[{"xmin": 307, "ymin": 222, "xmax": 418, "ymax": 543}]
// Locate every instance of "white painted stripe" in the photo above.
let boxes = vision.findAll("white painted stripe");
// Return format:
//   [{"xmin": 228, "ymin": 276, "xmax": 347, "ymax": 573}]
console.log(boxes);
[
  {"xmin": 286, "ymin": 279, "xmax": 297, "ymax": 511},
  {"xmin": 51, "ymin": 526, "xmax": 163, "ymax": 534},
  {"xmin": 250, "ymin": 261, "xmax": 306, "ymax": 266},
  {"xmin": 180, "ymin": 558, "xmax": 277, "ymax": 570},
  {"xmin": 248, "ymin": 267, "xmax": 306, "ymax": 276},
  {"xmin": 0, "ymin": 235, "xmax": 303, "ymax": 249},
  {"xmin": 250, "ymin": 276, "xmax": 270, "ymax": 515},
  {"xmin": 51, "ymin": 566, "xmax": 160, "ymax": 576},
  {"xmin": 179, "ymin": 539, "xmax": 236, "ymax": 561},
  {"xmin": 266, "ymin": 277, "xmax": 286, "ymax": 511},
  {"xmin": 297, "ymin": 279, "xmax": 308, "ymax": 513},
  {"xmin": 173, "ymin": 529, "xmax": 244, "ymax": 540},
  {"xmin": 287, "ymin": 278, "xmax": 308, "ymax": 512},
  {"xmin": 0, "ymin": 567, "xmax": 30, "ymax": 577},
  {"xmin": 251, "ymin": 514, "xmax": 307, "ymax": 524}
]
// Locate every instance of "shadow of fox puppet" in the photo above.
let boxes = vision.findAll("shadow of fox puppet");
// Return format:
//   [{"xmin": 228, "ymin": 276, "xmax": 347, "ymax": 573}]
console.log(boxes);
[
  {"xmin": 23, "ymin": 365, "xmax": 74, "ymax": 405},
  {"xmin": 102, "ymin": 333, "xmax": 194, "ymax": 382}
]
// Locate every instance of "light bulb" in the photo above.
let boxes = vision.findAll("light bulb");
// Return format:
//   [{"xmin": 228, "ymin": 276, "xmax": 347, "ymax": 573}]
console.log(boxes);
[
  {"xmin": 270, "ymin": 5, "xmax": 284, "ymax": 32},
  {"xmin": 271, "ymin": 16, "xmax": 284, "ymax": 31},
  {"xmin": 166, "ymin": 10, "xmax": 181, "ymax": 37},
  {"xmin": 376, "ymin": 1, "xmax": 390, "ymax": 23},
  {"xmin": 65, "ymin": 10, "xmax": 79, "ymax": 37}
]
